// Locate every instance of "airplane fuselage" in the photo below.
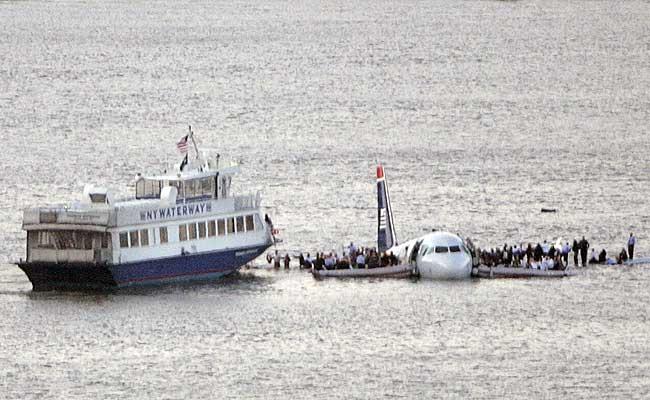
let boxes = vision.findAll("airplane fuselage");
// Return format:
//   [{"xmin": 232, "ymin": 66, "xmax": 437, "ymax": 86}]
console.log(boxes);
[{"xmin": 390, "ymin": 232, "xmax": 473, "ymax": 280}]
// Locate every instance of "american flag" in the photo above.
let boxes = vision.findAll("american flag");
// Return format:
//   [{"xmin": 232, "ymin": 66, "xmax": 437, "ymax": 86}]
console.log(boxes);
[{"xmin": 176, "ymin": 135, "xmax": 189, "ymax": 154}]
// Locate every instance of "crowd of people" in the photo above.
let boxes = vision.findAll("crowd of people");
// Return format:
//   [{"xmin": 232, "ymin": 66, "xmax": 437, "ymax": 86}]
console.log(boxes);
[
  {"xmin": 478, "ymin": 233, "xmax": 638, "ymax": 270},
  {"xmin": 299, "ymin": 243, "xmax": 400, "ymax": 271},
  {"xmin": 265, "ymin": 234, "xmax": 638, "ymax": 272},
  {"xmin": 267, "ymin": 243, "xmax": 399, "ymax": 271}
]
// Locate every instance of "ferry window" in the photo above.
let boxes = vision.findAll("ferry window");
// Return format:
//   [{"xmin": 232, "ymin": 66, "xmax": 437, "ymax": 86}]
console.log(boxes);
[
  {"xmin": 91, "ymin": 233, "xmax": 101, "ymax": 249},
  {"xmin": 185, "ymin": 179, "xmax": 201, "ymax": 198},
  {"xmin": 449, "ymin": 246, "xmax": 461, "ymax": 253},
  {"xmin": 38, "ymin": 231, "xmax": 54, "ymax": 248},
  {"xmin": 154, "ymin": 181, "xmax": 161, "ymax": 197},
  {"xmin": 101, "ymin": 233, "xmax": 109, "ymax": 249},
  {"xmin": 136, "ymin": 179, "xmax": 145, "ymax": 198},
  {"xmin": 179, "ymin": 224, "xmax": 188, "ymax": 242},
  {"xmin": 178, "ymin": 181, "xmax": 185, "ymax": 198},
  {"xmin": 145, "ymin": 179, "xmax": 161, "ymax": 198},
  {"xmin": 217, "ymin": 219, "xmax": 226, "ymax": 236},
  {"xmin": 236, "ymin": 216, "xmax": 244, "ymax": 233},
  {"xmin": 120, "ymin": 232, "xmax": 129, "ymax": 248},
  {"xmin": 221, "ymin": 177, "xmax": 228, "ymax": 198},
  {"xmin": 184, "ymin": 180, "xmax": 194, "ymax": 197},
  {"xmin": 160, "ymin": 227, "xmax": 168, "ymax": 244},
  {"xmin": 208, "ymin": 220, "xmax": 216, "ymax": 237},
  {"xmin": 198, "ymin": 222, "xmax": 207, "ymax": 239},
  {"xmin": 435, "ymin": 246, "xmax": 448, "ymax": 253},
  {"xmin": 129, "ymin": 231, "xmax": 140, "ymax": 247},
  {"xmin": 83, "ymin": 233, "xmax": 93, "ymax": 250},
  {"xmin": 201, "ymin": 178, "xmax": 212, "ymax": 197},
  {"xmin": 71, "ymin": 232, "xmax": 79, "ymax": 249},
  {"xmin": 227, "ymin": 218, "xmax": 235, "ymax": 234},
  {"xmin": 245, "ymin": 215, "xmax": 254, "ymax": 232},
  {"xmin": 90, "ymin": 193, "xmax": 107, "ymax": 203},
  {"xmin": 37, "ymin": 231, "xmax": 46, "ymax": 246},
  {"xmin": 140, "ymin": 229, "xmax": 149, "ymax": 246},
  {"xmin": 188, "ymin": 223, "xmax": 197, "ymax": 240}
]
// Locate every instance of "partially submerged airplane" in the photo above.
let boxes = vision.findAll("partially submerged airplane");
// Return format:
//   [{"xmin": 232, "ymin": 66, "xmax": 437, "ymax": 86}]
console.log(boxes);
[{"xmin": 376, "ymin": 165, "xmax": 474, "ymax": 279}]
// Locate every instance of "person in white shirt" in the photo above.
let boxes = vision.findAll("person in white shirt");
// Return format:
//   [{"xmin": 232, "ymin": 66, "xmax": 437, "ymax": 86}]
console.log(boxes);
[
  {"xmin": 324, "ymin": 253, "xmax": 336, "ymax": 269},
  {"xmin": 589, "ymin": 249, "xmax": 598, "ymax": 264},
  {"xmin": 628, "ymin": 233, "xmax": 636, "ymax": 260},
  {"xmin": 547, "ymin": 257, "xmax": 555, "ymax": 270},
  {"xmin": 356, "ymin": 253, "xmax": 366, "ymax": 268},
  {"xmin": 512, "ymin": 245, "xmax": 519, "ymax": 266},
  {"xmin": 540, "ymin": 257, "xmax": 549, "ymax": 271},
  {"xmin": 561, "ymin": 242, "xmax": 571, "ymax": 267}
]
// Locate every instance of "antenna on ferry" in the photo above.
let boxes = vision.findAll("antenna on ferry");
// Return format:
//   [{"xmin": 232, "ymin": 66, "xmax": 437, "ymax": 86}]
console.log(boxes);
[{"xmin": 188, "ymin": 125, "xmax": 200, "ymax": 159}]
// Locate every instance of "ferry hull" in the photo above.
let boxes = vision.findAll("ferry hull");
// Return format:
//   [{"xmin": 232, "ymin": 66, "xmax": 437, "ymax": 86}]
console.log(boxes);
[
  {"xmin": 17, "ymin": 244, "xmax": 270, "ymax": 291},
  {"xmin": 17, "ymin": 262, "xmax": 117, "ymax": 291}
]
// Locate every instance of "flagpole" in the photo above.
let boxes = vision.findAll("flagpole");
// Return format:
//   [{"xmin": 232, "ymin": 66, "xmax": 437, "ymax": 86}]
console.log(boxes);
[{"xmin": 188, "ymin": 125, "xmax": 200, "ymax": 159}]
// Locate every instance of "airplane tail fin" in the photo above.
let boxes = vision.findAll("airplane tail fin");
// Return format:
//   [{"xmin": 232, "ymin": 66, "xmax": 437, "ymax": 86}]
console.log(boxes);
[{"xmin": 377, "ymin": 165, "xmax": 397, "ymax": 253}]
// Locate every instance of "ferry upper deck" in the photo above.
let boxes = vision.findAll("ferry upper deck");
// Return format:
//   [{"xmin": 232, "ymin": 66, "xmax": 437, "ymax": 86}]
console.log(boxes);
[{"xmin": 21, "ymin": 155, "xmax": 271, "ymax": 268}]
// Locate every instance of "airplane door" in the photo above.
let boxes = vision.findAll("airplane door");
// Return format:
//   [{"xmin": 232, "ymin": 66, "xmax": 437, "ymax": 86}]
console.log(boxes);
[{"xmin": 409, "ymin": 240, "xmax": 423, "ymax": 264}]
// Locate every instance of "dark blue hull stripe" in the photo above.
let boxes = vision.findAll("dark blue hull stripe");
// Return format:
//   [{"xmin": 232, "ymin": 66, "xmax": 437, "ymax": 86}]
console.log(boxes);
[
  {"xmin": 17, "ymin": 244, "xmax": 271, "ymax": 290},
  {"xmin": 111, "ymin": 245, "xmax": 268, "ymax": 286}
]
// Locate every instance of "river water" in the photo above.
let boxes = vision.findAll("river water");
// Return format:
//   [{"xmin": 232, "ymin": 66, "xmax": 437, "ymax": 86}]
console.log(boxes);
[{"xmin": 1, "ymin": 1, "xmax": 649, "ymax": 398}]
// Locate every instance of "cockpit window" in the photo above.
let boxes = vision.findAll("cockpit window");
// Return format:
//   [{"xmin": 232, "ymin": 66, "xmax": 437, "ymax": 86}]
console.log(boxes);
[
  {"xmin": 435, "ymin": 246, "xmax": 449, "ymax": 253},
  {"xmin": 449, "ymin": 246, "xmax": 461, "ymax": 253}
]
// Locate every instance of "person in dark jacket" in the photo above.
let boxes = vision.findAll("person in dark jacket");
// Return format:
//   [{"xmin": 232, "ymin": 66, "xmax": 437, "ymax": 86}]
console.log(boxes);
[
  {"xmin": 579, "ymin": 236, "xmax": 590, "ymax": 266},
  {"xmin": 389, "ymin": 252, "xmax": 399, "ymax": 266},
  {"xmin": 303, "ymin": 253, "xmax": 313, "ymax": 269},
  {"xmin": 534, "ymin": 243, "xmax": 543, "ymax": 262},
  {"xmin": 619, "ymin": 248, "xmax": 629, "ymax": 263},
  {"xmin": 506, "ymin": 245, "xmax": 513, "ymax": 266}
]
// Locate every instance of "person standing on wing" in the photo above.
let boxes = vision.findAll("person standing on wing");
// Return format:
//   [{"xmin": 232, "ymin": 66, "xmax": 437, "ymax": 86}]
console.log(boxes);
[
  {"xmin": 562, "ymin": 242, "xmax": 571, "ymax": 267},
  {"xmin": 572, "ymin": 239, "xmax": 580, "ymax": 267},
  {"xmin": 273, "ymin": 251, "xmax": 281, "ymax": 269},
  {"xmin": 579, "ymin": 236, "xmax": 590, "ymax": 267},
  {"xmin": 628, "ymin": 233, "xmax": 636, "ymax": 260}
]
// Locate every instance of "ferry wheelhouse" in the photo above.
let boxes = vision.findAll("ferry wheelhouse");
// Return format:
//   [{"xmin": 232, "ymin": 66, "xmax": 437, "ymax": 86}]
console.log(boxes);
[{"xmin": 17, "ymin": 130, "xmax": 275, "ymax": 290}]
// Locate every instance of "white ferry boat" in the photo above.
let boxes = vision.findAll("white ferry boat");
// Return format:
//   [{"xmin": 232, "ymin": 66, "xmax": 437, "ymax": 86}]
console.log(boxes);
[{"xmin": 16, "ymin": 129, "xmax": 276, "ymax": 290}]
